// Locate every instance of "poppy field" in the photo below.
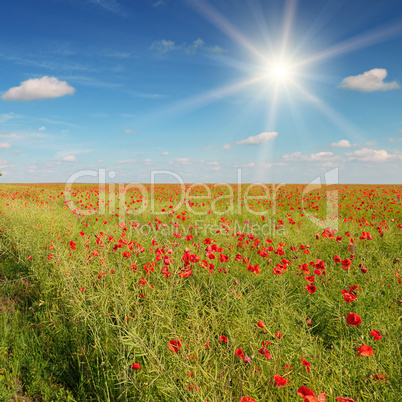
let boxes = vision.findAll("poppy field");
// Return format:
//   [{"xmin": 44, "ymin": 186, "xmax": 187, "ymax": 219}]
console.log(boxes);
[{"xmin": 0, "ymin": 182, "xmax": 401, "ymax": 401}]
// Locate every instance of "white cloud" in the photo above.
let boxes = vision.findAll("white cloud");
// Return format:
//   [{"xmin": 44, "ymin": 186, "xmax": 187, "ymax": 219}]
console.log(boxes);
[
  {"xmin": 38, "ymin": 126, "xmax": 46, "ymax": 131},
  {"xmin": 57, "ymin": 149, "xmax": 91, "ymax": 157},
  {"xmin": 2, "ymin": 76, "xmax": 75, "ymax": 101},
  {"xmin": 283, "ymin": 151, "xmax": 336, "ymax": 162},
  {"xmin": 346, "ymin": 148, "xmax": 389, "ymax": 162},
  {"xmin": 186, "ymin": 38, "xmax": 204, "ymax": 54},
  {"xmin": 331, "ymin": 139, "xmax": 351, "ymax": 148},
  {"xmin": 205, "ymin": 45, "xmax": 225, "ymax": 53},
  {"xmin": 116, "ymin": 159, "xmax": 136, "ymax": 164},
  {"xmin": 212, "ymin": 166, "xmax": 221, "ymax": 170},
  {"xmin": 261, "ymin": 162, "xmax": 274, "ymax": 168},
  {"xmin": 389, "ymin": 130, "xmax": 402, "ymax": 143},
  {"xmin": 208, "ymin": 161, "xmax": 219, "ymax": 165},
  {"xmin": 176, "ymin": 158, "xmax": 192, "ymax": 165},
  {"xmin": 364, "ymin": 140, "xmax": 377, "ymax": 147},
  {"xmin": 88, "ymin": 0, "xmax": 125, "ymax": 16},
  {"xmin": 339, "ymin": 68, "xmax": 399, "ymax": 92},
  {"xmin": 0, "ymin": 159, "xmax": 9, "ymax": 169},
  {"xmin": 144, "ymin": 158, "xmax": 152, "ymax": 165},
  {"xmin": 234, "ymin": 163, "xmax": 256, "ymax": 168},
  {"xmin": 236, "ymin": 131, "xmax": 278, "ymax": 145},
  {"xmin": 204, "ymin": 146, "xmax": 213, "ymax": 151},
  {"xmin": 0, "ymin": 143, "xmax": 11, "ymax": 149},
  {"xmin": 223, "ymin": 143, "xmax": 232, "ymax": 150},
  {"xmin": 161, "ymin": 151, "xmax": 169, "ymax": 155},
  {"xmin": 150, "ymin": 39, "xmax": 177, "ymax": 54},
  {"xmin": 62, "ymin": 155, "xmax": 78, "ymax": 162},
  {"xmin": 151, "ymin": 38, "xmax": 225, "ymax": 55},
  {"xmin": 0, "ymin": 131, "xmax": 45, "ymax": 141},
  {"xmin": 390, "ymin": 151, "xmax": 402, "ymax": 161},
  {"xmin": 0, "ymin": 112, "xmax": 19, "ymax": 123},
  {"xmin": 123, "ymin": 129, "xmax": 137, "ymax": 134}
]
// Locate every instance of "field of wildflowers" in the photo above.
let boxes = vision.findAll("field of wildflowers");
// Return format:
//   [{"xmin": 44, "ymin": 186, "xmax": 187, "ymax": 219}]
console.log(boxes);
[{"xmin": 0, "ymin": 183, "xmax": 401, "ymax": 401}]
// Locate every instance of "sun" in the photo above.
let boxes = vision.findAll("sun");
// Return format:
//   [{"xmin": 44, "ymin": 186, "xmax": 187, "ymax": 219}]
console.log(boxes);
[{"xmin": 269, "ymin": 61, "xmax": 292, "ymax": 83}]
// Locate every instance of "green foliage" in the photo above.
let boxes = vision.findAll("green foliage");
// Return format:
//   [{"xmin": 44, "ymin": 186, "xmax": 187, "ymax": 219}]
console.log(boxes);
[{"xmin": 0, "ymin": 183, "xmax": 401, "ymax": 401}]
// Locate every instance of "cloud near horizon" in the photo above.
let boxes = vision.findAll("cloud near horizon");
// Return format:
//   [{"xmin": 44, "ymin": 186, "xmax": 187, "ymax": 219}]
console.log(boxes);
[
  {"xmin": 339, "ymin": 68, "xmax": 399, "ymax": 92},
  {"xmin": 346, "ymin": 148, "xmax": 389, "ymax": 162},
  {"xmin": 282, "ymin": 151, "xmax": 336, "ymax": 162},
  {"xmin": 236, "ymin": 131, "xmax": 278, "ymax": 145},
  {"xmin": 62, "ymin": 155, "xmax": 78, "ymax": 162},
  {"xmin": 331, "ymin": 139, "xmax": 352, "ymax": 148},
  {"xmin": 2, "ymin": 76, "xmax": 75, "ymax": 101},
  {"xmin": 0, "ymin": 143, "xmax": 12, "ymax": 149}
]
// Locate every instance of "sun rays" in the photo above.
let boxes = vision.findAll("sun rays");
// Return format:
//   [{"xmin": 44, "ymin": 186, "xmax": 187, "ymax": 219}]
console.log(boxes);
[{"xmin": 149, "ymin": 0, "xmax": 402, "ymax": 168}]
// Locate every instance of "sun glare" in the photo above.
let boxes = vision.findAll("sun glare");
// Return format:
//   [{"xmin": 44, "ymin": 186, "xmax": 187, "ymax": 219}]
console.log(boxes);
[{"xmin": 270, "ymin": 61, "xmax": 292, "ymax": 83}]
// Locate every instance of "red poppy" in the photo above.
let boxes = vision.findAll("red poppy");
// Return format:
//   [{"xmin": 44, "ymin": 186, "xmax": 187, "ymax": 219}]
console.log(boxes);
[
  {"xmin": 297, "ymin": 386, "xmax": 317, "ymax": 402},
  {"xmin": 219, "ymin": 335, "xmax": 228, "ymax": 343},
  {"xmin": 122, "ymin": 251, "xmax": 131, "ymax": 258},
  {"xmin": 349, "ymin": 284, "xmax": 361, "ymax": 295},
  {"xmin": 247, "ymin": 264, "xmax": 260, "ymax": 274},
  {"xmin": 342, "ymin": 292, "xmax": 357, "ymax": 303},
  {"xmin": 168, "ymin": 339, "xmax": 182, "ymax": 353},
  {"xmin": 306, "ymin": 318, "xmax": 312, "ymax": 325},
  {"xmin": 301, "ymin": 358, "xmax": 311, "ymax": 372},
  {"xmin": 273, "ymin": 374, "xmax": 289, "ymax": 387},
  {"xmin": 370, "ymin": 330, "xmax": 382, "ymax": 340},
  {"xmin": 336, "ymin": 398, "xmax": 355, "ymax": 402},
  {"xmin": 240, "ymin": 397, "xmax": 256, "ymax": 402},
  {"xmin": 264, "ymin": 350, "xmax": 272, "ymax": 359},
  {"xmin": 257, "ymin": 320, "xmax": 265, "ymax": 328},
  {"xmin": 341, "ymin": 259, "xmax": 352, "ymax": 270},
  {"xmin": 372, "ymin": 373, "xmax": 388, "ymax": 382},
  {"xmin": 318, "ymin": 392, "xmax": 326, "ymax": 402},
  {"xmin": 275, "ymin": 331, "xmax": 282, "ymax": 339},
  {"xmin": 130, "ymin": 363, "xmax": 141, "ymax": 369},
  {"xmin": 346, "ymin": 313, "xmax": 362, "ymax": 326},
  {"xmin": 178, "ymin": 269, "xmax": 192, "ymax": 278},
  {"xmin": 235, "ymin": 348, "xmax": 244, "ymax": 359},
  {"xmin": 69, "ymin": 240, "xmax": 76, "ymax": 251},
  {"xmin": 356, "ymin": 344, "xmax": 373, "ymax": 357},
  {"xmin": 219, "ymin": 254, "xmax": 229, "ymax": 262},
  {"xmin": 305, "ymin": 275, "xmax": 315, "ymax": 283},
  {"xmin": 334, "ymin": 255, "xmax": 341, "ymax": 263},
  {"xmin": 306, "ymin": 284, "xmax": 316, "ymax": 294}
]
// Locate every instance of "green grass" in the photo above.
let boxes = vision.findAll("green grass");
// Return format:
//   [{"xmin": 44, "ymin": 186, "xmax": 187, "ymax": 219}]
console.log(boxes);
[{"xmin": 0, "ymin": 183, "xmax": 401, "ymax": 401}]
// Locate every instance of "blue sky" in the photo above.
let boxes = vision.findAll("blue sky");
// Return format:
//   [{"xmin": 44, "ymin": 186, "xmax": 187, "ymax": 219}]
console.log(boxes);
[{"xmin": 1, "ymin": 0, "xmax": 402, "ymax": 184}]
